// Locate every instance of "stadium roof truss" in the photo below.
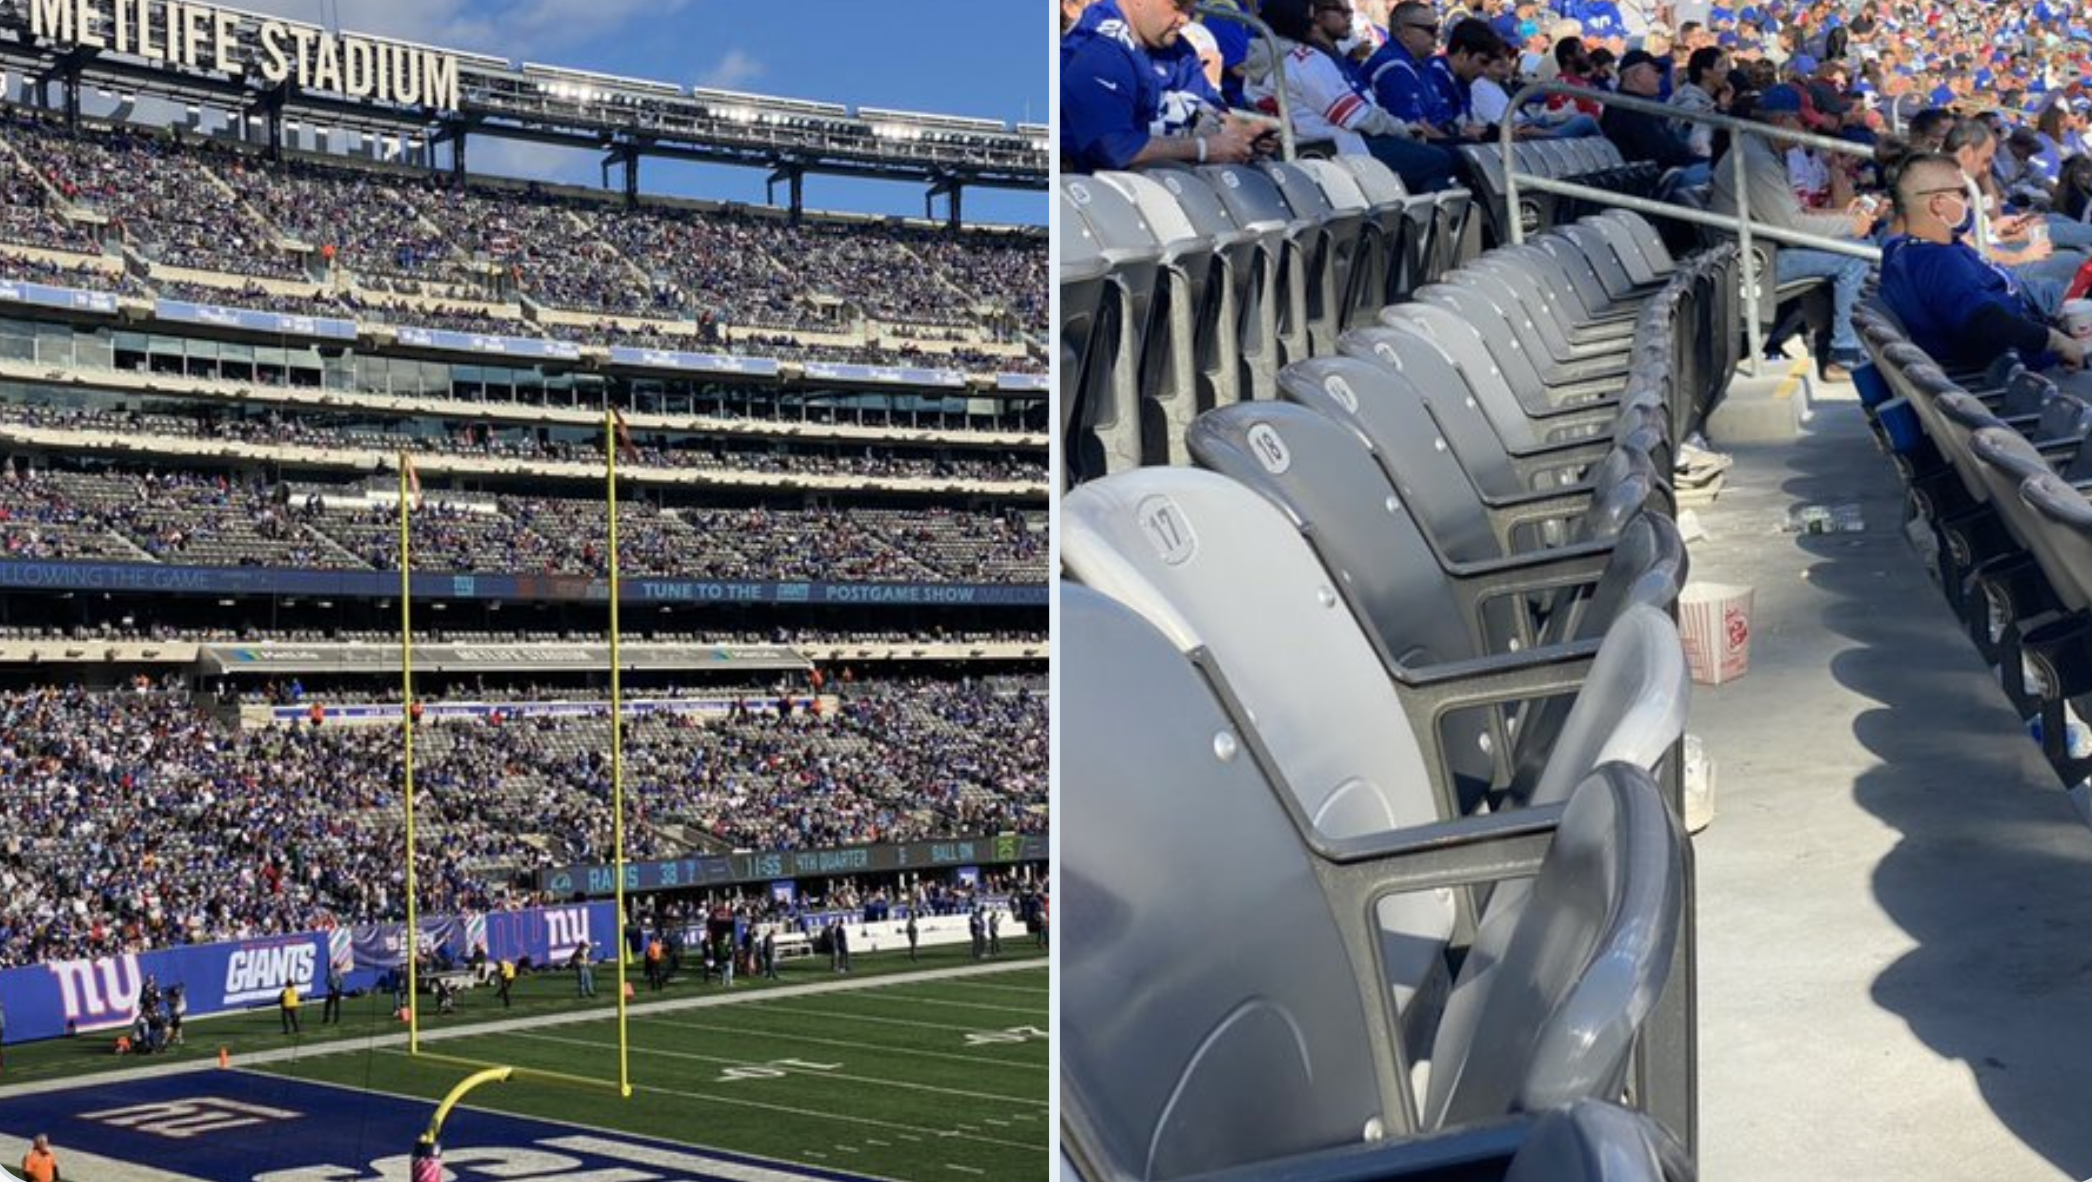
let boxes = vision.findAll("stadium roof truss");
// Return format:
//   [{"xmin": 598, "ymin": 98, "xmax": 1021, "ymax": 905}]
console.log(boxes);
[{"xmin": 0, "ymin": 4, "xmax": 1047, "ymax": 224}]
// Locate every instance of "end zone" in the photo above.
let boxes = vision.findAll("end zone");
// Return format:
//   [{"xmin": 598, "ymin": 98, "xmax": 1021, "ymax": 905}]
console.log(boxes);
[{"xmin": 0, "ymin": 1070, "xmax": 883, "ymax": 1182}]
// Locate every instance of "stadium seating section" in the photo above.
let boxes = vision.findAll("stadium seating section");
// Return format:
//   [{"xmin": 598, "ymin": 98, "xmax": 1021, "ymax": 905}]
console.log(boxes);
[
  {"xmin": 0, "ymin": 111, "xmax": 1046, "ymax": 373},
  {"xmin": 1060, "ymin": 157, "xmax": 1735, "ymax": 1178},
  {"xmin": 1855, "ymin": 302, "xmax": 2092, "ymax": 794},
  {"xmin": 0, "ymin": 676, "xmax": 1045, "ymax": 966},
  {"xmin": 0, "ymin": 467, "xmax": 1045, "ymax": 582}
]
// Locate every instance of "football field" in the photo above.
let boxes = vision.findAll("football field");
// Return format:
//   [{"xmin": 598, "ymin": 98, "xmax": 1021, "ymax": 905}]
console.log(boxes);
[{"xmin": 0, "ymin": 950, "xmax": 1048, "ymax": 1182}]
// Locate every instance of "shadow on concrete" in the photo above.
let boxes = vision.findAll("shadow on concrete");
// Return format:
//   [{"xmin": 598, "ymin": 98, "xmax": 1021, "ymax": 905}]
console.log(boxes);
[{"xmin": 1769, "ymin": 414, "xmax": 2092, "ymax": 1178}]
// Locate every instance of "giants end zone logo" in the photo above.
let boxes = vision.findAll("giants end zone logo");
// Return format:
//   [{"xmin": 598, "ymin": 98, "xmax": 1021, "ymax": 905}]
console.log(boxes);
[
  {"xmin": 45, "ymin": 954, "xmax": 145, "ymax": 1031},
  {"xmin": 224, "ymin": 942, "xmax": 318, "ymax": 1005}
]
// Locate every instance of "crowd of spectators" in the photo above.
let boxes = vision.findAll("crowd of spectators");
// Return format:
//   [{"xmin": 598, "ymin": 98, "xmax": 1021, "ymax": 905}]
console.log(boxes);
[
  {"xmin": 0, "ymin": 403, "xmax": 1049, "ymax": 483},
  {"xmin": 0, "ymin": 465, "xmax": 1049, "ymax": 582},
  {"xmin": 0, "ymin": 109, "xmax": 1042, "ymax": 350},
  {"xmin": 7, "ymin": 115, "xmax": 305, "ymax": 279},
  {"xmin": 0, "ymin": 674, "xmax": 1044, "ymax": 965},
  {"xmin": 1066, "ymin": 0, "xmax": 2092, "ymax": 379}
]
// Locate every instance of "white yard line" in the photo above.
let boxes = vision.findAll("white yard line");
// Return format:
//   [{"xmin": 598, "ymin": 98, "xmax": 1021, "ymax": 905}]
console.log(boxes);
[
  {"xmin": 636, "ymin": 1017, "xmax": 1046, "ymax": 1070},
  {"xmin": 827, "ymin": 994, "xmax": 1046, "ymax": 1016},
  {"xmin": 507, "ymin": 1031, "xmax": 1047, "ymax": 1108},
  {"xmin": 717, "ymin": 1005, "xmax": 1016, "ymax": 1034}
]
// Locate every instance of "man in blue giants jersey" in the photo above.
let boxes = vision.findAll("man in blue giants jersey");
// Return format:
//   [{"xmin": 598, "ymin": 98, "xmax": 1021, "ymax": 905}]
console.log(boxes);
[{"xmin": 1062, "ymin": 0, "xmax": 1274, "ymax": 172}]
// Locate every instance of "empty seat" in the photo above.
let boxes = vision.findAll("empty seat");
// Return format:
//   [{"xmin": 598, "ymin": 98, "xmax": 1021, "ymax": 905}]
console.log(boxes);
[
  {"xmin": 1094, "ymin": 170, "xmax": 1240, "ymax": 436},
  {"xmin": 1062, "ymin": 579, "xmax": 1687, "ymax": 1171},
  {"xmin": 1065, "ymin": 176, "xmax": 1175, "ymax": 467},
  {"xmin": 1191, "ymin": 398, "xmax": 1688, "ymax": 798},
  {"xmin": 1260, "ymin": 159, "xmax": 1370, "ymax": 354},
  {"xmin": 1334, "ymin": 153, "xmax": 1441, "ymax": 296},
  {"xmin": 1275, "ymin": 355, "xmax": 1664, "ymax": 562},
  {"xmin": 1196, "ymin": 163, "xmax": 1315, "ymax": 366},
  {"xmin": 1140, "ymin": 166, "xmax": 1283, "ymax": 402},
  {"xmin": 1059, "ymin": 190, "xmax": 1122, "ymax": 488}
]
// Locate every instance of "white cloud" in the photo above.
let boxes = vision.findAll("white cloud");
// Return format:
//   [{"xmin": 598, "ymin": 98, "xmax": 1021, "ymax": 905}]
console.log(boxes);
[{"xmin": 695, "ymin": 48, "xmax": 765, "ymax": 90}]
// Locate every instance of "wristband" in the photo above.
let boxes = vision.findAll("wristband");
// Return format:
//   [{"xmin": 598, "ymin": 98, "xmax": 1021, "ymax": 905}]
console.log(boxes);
[{"xmin": 1195, "ymin": 136, "xmax": 1209, "ymax": 164}]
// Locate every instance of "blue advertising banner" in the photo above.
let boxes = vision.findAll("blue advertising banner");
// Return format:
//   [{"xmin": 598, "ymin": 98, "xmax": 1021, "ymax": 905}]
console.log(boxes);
[
  {"xmin": 394, "ymin": 325, "xmax": 584, "ymax": 362},
  {"xmin": 606, "ymin": 345, "xmax": 784, "ymax": 378},
  {"xmin": 995, "ymin": 372, "xmax": 1049, "ymax": 392},
  {"xmin": 0, "ymin": 277, "xmax": 120, "ymax": 316},
  {"xmin": 155, "ymin": 299, "xmax": 358, "ymax": 341},
  {"xmin": 800, "ymin": 361, "xmax": 967, "ymax": 389},
  {"xmin": 0, "ymin": 558, "xmax": 1048, "ymax": 608},
  {"xmin": 0, "ymin": 902, "xmax": 616, "ymax": 1043}
]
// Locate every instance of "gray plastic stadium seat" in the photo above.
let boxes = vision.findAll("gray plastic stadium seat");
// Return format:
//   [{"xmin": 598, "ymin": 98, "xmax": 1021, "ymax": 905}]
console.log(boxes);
[
  {"xmin": 1060, "ymin": 581, "xmax": 1391, "ymax": 1179},
  {"xmin": 1141, "ymin": 166, "xmax": 1282, "ymax": 403},
  {"xmin": 1063, "ymin": 469, "xmax": 1460, "ymax": 1022},
  {"xmin": 1456, "ymin": 143, "xmax": 1514, "ymax": 245},
  {"xmin": 1968, "ymin": 427, "xmax": 2072, "ymax": 599},
  {"xmin": 1503, "ymin": 1102, "xmax": 1693, "ymax": 1182},
  {"xmin": 2023, "ymin": 471, "xmax": 2092, "ymax": 616},
  {"xmin": 1065, "ymin": 176, "xmax": 1177, "ymax": 467},
  {"xmin": 1339, "ymin": 320, "xmax": 1663, "ymax": 466},
  {"xmin": 1551, "ymin": 223, "xmax": 1666, "ymax": 302},
  {"xmin": 1471, "ymin": 250, "xmax": 1641, "ymax": 344},
  {"xmin": 1533, "ymin": 232, "xmax": 1662, "ymax": 315},
  {"xmin": 1095, "ymin": 171, "xmax": 1240, "ymax": 429},
  {"xmin": 1197, "ymin": 163, "xmax": 1314, "ymax": 366},
  {"xmin": 1187, "ymin": 400, "xmax": 1689, "ymax": 807},
  {"xmin": 1425, "ymin": 760, "xmax": 1684, "ymax": 1130},
  {"xmin": 1062, "ymin": 580, "xmax": 1688, "ymax": 1172},
  {"xmin": 1299, "ymin": 159, "xmax": 1398, "ymax": 329},
  {"xmin": 1260, "ymin": 159, "xmax": 1370, "ymax": 354},
  {"xmin": 1430, "ymin": 273, "xmax": 1636, "ymax": 386},
  {"xmin": 1064, "ymin": 1100, "xmax": 1690, "ymax": 1182},
  {"xmin": 1059, "ymin": 194, "xmax": 1117, "ymax": 488},
  {"xmin": 1274, "ymin": 355, "xmax": 1659, "ymax": 563},
  {"xmin": 1334, "ymin": 154, "xmax": 1440, "ymax": 296},
  {"xmin": 1314, "ymin": 332, "xmax": 1663, "ymax": 499},
  {"xmin": 1061, "ymin": 186, "xmax": 1148, "ymax": 478},
  {"xmin": 1379, "ymin": 301, "xmax": 1633, "ymax": 430}
]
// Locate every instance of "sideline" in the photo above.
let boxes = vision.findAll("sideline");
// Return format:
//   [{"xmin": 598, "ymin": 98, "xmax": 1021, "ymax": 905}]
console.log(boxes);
[{"xmin": 0, "ymin": 959, "xmax": 1045, "ymax": 1101}]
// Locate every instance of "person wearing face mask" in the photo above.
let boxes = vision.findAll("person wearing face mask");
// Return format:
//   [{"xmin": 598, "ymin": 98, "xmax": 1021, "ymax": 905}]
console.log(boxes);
[{"xmin": 1878, "ymin": 152, "xmax": 2089, "ymax": 374}]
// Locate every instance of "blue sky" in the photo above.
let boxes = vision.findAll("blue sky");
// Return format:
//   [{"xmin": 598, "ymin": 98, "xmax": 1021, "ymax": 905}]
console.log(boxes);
[{"xmin": 238, "ymin": 0, "xmax": 1049, "ymax": 225}]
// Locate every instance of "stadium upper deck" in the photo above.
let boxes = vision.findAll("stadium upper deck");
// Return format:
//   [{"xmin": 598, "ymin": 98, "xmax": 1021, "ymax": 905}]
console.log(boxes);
[{"xmin": 0, "ymin": 110, "xmax": 1046, "ymax": 372}]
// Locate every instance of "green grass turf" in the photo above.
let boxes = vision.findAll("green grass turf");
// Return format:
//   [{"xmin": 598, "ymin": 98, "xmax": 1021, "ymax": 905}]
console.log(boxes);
[
  {"xmin": 0, "ymin": 942, "xmax": 1046, "ymax": 1090},
  {"xmin": 256, "ymin": 960, "xmax": 1049, "ymax": 1181}
]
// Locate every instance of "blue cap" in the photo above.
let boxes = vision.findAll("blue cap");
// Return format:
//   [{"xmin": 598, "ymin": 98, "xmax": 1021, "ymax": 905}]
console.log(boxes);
[
  {"xmin": 1793, "ymin": 53, "xmax": 1818, "ymax": 74},
  {"xmin": 1717, "ymin": 30, "xmax": 1739, "ymax": 45},
  {"xmin": 1757, "ymin": 83, "xmax": 1806, "ymax": 114}
]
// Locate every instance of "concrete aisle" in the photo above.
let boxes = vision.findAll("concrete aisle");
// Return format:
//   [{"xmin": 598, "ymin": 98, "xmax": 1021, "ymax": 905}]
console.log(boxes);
[{"xmin": 1689, "ymin": 393, "xmax": 2092, "ymax": 1180}]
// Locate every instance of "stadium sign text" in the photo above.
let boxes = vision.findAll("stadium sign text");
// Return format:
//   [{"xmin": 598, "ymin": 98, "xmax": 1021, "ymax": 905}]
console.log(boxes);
[
  {"xmin": 223, "ymin": 941, "xmax": 317, "ymax": 1005},
  {"xmin": 29, "ymin": 0, "xmax": 463, "ymax": 110}
]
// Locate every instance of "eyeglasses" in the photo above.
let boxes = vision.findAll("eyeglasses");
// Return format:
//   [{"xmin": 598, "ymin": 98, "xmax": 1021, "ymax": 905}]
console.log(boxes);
[{"xmin": 1402, "ymin": 22, "xmax": 1442, "ymax": 34}]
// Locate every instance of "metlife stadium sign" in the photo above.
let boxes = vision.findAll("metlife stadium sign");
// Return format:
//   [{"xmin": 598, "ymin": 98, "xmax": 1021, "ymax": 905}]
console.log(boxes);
[{"xmin": 27, "ymin": 0, "xmax": 464, "ymax": 109}]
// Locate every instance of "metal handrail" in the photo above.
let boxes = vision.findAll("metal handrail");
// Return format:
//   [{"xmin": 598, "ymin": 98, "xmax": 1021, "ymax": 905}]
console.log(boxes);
[
  {"xmin": 1500, "ymin": 82, "xmax": 1885, "ymax": 372},
  {"xmin": 1196, "ymin": 3, "xmax": 1298, "ymax": 162}
]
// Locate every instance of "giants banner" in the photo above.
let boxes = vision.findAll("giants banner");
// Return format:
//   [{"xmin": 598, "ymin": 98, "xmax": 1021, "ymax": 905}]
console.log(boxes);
[{"xmin": 0, "ymin": 902, "xmax": 614, "ymax": 1044}]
